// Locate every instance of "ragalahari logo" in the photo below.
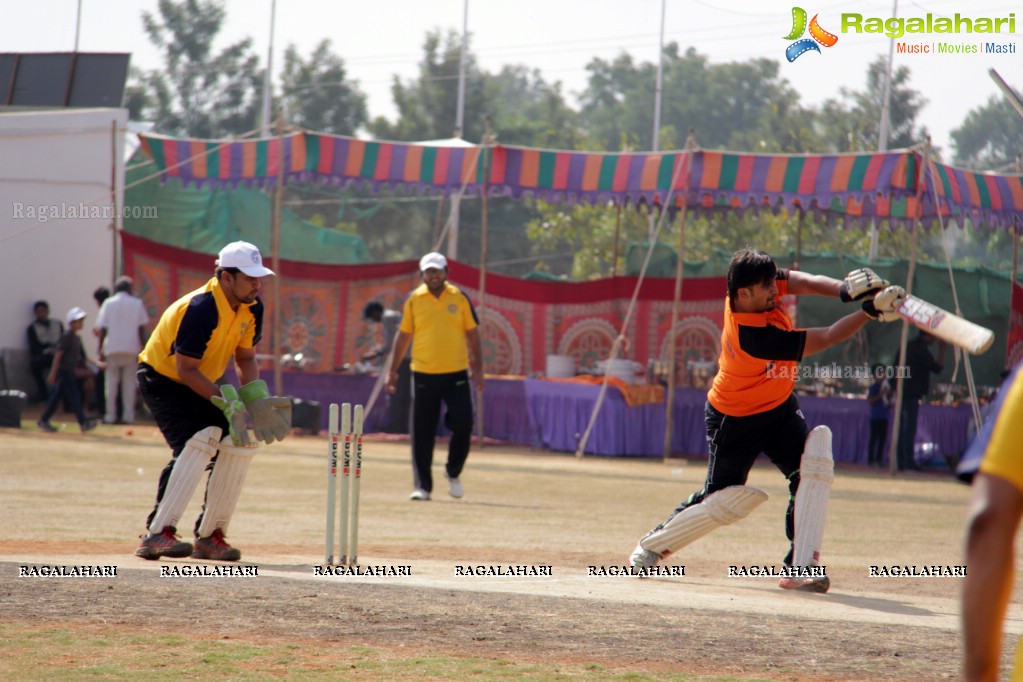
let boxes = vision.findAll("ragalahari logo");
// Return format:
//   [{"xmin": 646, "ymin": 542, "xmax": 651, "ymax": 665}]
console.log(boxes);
[{"xmin": 784, "ymin": 7, "xmax": 839, "ymax": 61}]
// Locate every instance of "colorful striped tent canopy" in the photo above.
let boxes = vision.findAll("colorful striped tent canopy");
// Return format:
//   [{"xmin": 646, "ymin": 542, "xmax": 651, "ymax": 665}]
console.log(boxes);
[{"xmin": 138, "ymin": 132, "xmax": 1023, "ymax": 231}]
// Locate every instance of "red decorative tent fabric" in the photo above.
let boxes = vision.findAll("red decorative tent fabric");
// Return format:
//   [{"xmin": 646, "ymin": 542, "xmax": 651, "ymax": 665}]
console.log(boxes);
[
  {"xmin": 121, "ymin": 232, "xmax": 725, "ymax": 381},
  {"xmin": 138, "ymin": 132, "xmax": 1023, "ymax": 231}
]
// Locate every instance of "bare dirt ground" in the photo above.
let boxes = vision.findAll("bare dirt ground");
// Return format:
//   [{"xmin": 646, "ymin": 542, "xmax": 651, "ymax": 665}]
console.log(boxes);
[{"xmin": 2, "ymin": 410, "xmax": 1021, "ymax": 680}]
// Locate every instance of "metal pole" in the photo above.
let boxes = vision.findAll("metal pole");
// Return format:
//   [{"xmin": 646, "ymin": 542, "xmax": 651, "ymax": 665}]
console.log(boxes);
[
  {"xmin": 110, "ymin": 119, "xmax": 120, "ymax": 281},
  {"xmin": 74, "ymin": 0, "xmax": 83, "ymax": 52},
  {"xmin": 652, "ymin": 0, "xmax": 665, "ymax": 152},
  {"xmin": 475, "ymin": 122, "xmax": 491, "ymax": 448},
  {"xmin": 260, "ymin": 0, "xmax": 277, "ymax": 136},
  {"xmin": 448, "ymin": 0, "xmax": 469, "ymax": 260},
  {"xmin": 662, "ymin": 146, "xmax": 689, "ymax": 460},
  {"xmin": 455, "ymin": 0, "xmax": 468, "ymax": 137},
  {"xmin": 271, "ymin": 119, "xmax": 285, "ymax": 397},
  {"xmin": 888, "ymin": 139, "xmax": 928, "ymax": 476},
  {"xmin": 648, "ymin": 0, "xmax": 666, "ymax": 240},
  {"xmin": 1012, "ymin": 158, "xmax": 1020, "ymax": 363},
  {"xmin": 869, "ymin": 0, "xmax": 898, "ymax": 263}
]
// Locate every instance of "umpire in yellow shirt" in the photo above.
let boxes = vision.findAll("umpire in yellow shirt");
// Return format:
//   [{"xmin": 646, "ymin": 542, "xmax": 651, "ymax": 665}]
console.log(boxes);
[{"xmin": 386, "ymin": 252, "xmax": 484, "ymax": 501}]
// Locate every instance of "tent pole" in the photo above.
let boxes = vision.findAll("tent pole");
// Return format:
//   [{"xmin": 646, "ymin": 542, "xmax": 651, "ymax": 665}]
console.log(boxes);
[
  {"xmin": 475, "ymin": 121, "xmax": 491, "ymax": 448},
  {"xmin": 611, "ymin": 202, "xmax": 622, "ymax": 278},
  {"xmin": 1013, "ymin": 224, "xmax": 1020, "ymax": 364},
  {"xmin": 575, "ymin": 139, "xmax": 689, "ymax": 459},
  {"xmin": 794, "ymin": 206, "xmax": 804, "ymax": 272},
  {"xmin": 658, "ymin": 138, "xmax": 691, "ymax": 458},
  {"xmin": 661, "ymin": 145, "xmax": 690, "ymax": 460},
  {"xmin": 271, "ymin": 120, "xmax": 285, "ymax": 397},
  {"xmin": 888, "ymin": 141, "xmax": 928, "ymax": 476},
  {"xmin": 110, "ymin": 119, "xmax": 120, "ymax": 281}
]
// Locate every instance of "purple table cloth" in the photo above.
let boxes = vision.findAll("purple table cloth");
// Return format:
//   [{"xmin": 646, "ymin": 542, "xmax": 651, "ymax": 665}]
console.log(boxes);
[
  {"xmin": 272, "ymin": 372, "xmax": 972, "ymax": 463},
  {"xmin": 275, "ymin": 372, "xmax": 533, "ymax": 444}
]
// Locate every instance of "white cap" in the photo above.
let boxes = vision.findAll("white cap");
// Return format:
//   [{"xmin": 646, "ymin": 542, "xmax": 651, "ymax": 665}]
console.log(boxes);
[
  {"xmin": 216, "ymin": 241, "xmax": 275, "ymax": 277},
  {"xmin": 66, "ymin": 306, "xmax": 87, "ymax": 324},
  {"xmin": 419, "ymin": 251, "xmax": 447, "ymax": 272}
]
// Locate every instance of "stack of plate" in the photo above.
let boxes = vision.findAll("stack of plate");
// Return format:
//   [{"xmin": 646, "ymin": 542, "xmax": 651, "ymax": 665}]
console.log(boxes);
[
  {"xmin": 545, "ymin": 354, "xmax": 576, "ymax": 378},
  {"xmin": 598, "ymin": 359, "xmax": 642, "ymax": 385}
]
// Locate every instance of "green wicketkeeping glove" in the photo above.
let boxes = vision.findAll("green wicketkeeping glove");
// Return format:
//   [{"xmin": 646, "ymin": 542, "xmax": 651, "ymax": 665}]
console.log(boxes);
[
  {"xmin": 239, "ymin": 380, "xmax": 293, "ymax": 444},
  {"xmin": 211, "ymin": 384, "xmax": 250, "ymax": 446}
]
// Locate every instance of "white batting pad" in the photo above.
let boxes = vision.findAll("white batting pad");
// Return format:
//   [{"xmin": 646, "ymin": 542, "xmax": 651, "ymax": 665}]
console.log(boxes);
[
  {"xmin": 640, "ymin": 485, "xmax": 768, "ymax": 557},
  {"xmin": 148, "ymin": 426, "xmax": 221, "ymax": 534},
  {"xmin": 196, "ymin": 438, "xmax": 259, "ymax": 538},
  {"xmin": 793, "ymin": 425, "xmax": 834, "ymax": 568}
]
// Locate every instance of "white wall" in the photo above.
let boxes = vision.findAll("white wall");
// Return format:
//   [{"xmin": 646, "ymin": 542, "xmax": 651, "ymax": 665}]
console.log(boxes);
[{"xmin": 0, "ymin": 108, "xmax": 127, "ymax": 352}]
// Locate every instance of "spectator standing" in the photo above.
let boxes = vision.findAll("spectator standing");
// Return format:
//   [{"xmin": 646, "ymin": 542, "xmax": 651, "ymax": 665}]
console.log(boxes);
[
  {"xmin": 90, "ymin": 286, "xmax": 111, "ymax": 415},
  {"xmin": 866, "ymin": 364, "xmax": 892, "ymax": 467},
  {"xmin": 363, "ymin": 301, "xmax": 411, "ymax": 433},
  {"xmin": 27, "ymin": 300, "xmax": 64, "ymax": 401},
  {"xmin": 896, "ymin": 331, "xmax": 945, "ymax": 471},
  {"xmin": 385, "ymin": 252, "xmax": 484, "ymax": 501},
  {"xmin": 97, "ymin": 276, "xmax": 149, "ymax": 424},
  {"xmin": 37, "ymin": 307, "xmax": 98, "ymax": 433}
]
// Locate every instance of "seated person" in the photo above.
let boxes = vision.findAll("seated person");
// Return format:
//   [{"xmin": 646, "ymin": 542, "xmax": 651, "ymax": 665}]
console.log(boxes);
[{"xmin": 27, "ymin": 300, "xmax": 64, "ymax": 401}]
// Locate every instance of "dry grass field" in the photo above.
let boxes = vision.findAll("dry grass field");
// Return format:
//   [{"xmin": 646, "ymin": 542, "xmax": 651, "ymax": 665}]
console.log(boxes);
[{"xmin": 2, "ymin": 411, "xmax": 1022, "ymax": 681}]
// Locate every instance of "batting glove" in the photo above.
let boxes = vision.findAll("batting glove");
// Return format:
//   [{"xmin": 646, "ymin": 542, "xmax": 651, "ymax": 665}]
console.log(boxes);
[
  {"xmin": 211, "ymin": 384, "xmax": 251, "ymax": 446},
  {"xmin": 861, "ymin": 285, "xmax": 906, "ymax": 322},
  {"xmin": 840, "ymin": 268, "xmax": 891, "ymax": 302},
  {"xmin": 239, "ymin": 379, "xmax": 292, "ymax": 445}
]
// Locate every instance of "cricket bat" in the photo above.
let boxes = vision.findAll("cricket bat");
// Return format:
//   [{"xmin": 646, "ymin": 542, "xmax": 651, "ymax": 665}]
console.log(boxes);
[{"xmin": 896, "ymin": 295, "xmax": 994, "ymax": 355}]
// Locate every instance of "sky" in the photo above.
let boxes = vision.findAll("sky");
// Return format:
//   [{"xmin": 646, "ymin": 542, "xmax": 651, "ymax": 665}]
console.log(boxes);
[{"xmin": 2, "ymin": 0, "xmax": 1019, "ymax": 160}]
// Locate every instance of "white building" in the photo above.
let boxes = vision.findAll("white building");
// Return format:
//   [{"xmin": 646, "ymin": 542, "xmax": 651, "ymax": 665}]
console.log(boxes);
[{"xmin": 0, "ymin": 107, "xmax": 126, "ymax": 388}]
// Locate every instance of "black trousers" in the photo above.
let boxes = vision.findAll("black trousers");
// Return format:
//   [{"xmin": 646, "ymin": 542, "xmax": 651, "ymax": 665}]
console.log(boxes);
[
  {"xmin": 138, "ymin": 363, "xmax": 229, "ymax": 536},
  {"xmin": 410, "ymin": 369, "xmax": 474, "ymax": 493},
  {"xmin": 656, "ymin": 394, "xmax": 808, "ymax": 565},
  {"xmin": 387, "ymin": 357, "xmax": 412, "ymax": 434},
  {"xmin": 896, "ymin": 399, "xmax": 920, "ymax": 471},
  {"xmin": 868, "ymin": 418, "xmax": 888, "ymax": 465}
]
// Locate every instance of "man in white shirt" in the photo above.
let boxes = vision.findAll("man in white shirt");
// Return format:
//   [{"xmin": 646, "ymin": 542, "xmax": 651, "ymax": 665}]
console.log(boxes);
[{"xmin": 97, "ymin": 276, "xmax": 150, "ymax": 424}]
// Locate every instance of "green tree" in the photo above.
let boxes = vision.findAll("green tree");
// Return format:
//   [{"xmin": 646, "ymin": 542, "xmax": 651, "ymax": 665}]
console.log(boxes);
[
  {"xmin": 577, "ymin": 45, "xmax": 817, "ymax": 153},
  {"xmin": 525, "ymin": 201, "xmax": 651, "ymax": 279},
  {"xmin": 951, "ymin": 93, "xmax": 1023, "ymax": 171},
  {"xmin": 370, "ymin": 30, "xmax": 473, "ymax": 142},
  {"xmin": 370, "ymin": 30, "xmax": 580, "ymax": 149},
  {"xmin": 357, "ymin": 30, "xmax": 584, "ymax": 271},
  {"xmin": 125, "ymin": 0, "xmax": 261, "ymax": 138},
  {"xmin": 816, "ymin": 57, "xmax": 928, "ymax": 153},
  {"xmin": 484, "ymin": 65, "xmax": 582, "ymax": 150},
  {"xmin": 278, "ymin": 39, "xmax": 368, "ymax": 136}
]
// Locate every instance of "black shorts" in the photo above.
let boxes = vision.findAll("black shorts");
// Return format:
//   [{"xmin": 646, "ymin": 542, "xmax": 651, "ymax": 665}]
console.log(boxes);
[
  {"xmin": 704, "ymin": 394, "xmax": 808, "ymax": 492},
  {"xmin": 137, "ymin": 363, "xmax": 228, "ymax": 454}
]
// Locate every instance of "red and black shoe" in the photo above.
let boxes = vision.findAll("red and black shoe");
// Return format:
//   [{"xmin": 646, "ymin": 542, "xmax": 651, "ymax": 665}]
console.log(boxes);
[
  {"xmin": 191, "ymin": 528, "xmax": 241, "ymax": 562},
  {"xmin": 135, "ymin": 526, "xmax": 193, "ymax": 560},
  {"xmin": 778, "ymin": 575, "xmax": 831, "ymax": 593}
]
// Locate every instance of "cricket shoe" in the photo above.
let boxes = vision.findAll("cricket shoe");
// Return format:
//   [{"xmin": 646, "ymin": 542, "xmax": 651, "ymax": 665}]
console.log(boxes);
[
  {"xmin": 778, "ymin": 575, "xmax": 831, "ymax": 593},
  {"xmin": 135, "ymin": 526, "xmax": 193, "ymax": 560},
  {"xmin": 409, "ymin": 488, "xmax": 431, "ymax": 501},
  {"xmin": 191, "ymin": 528, "xmax": 241, "ymax": 561},
  {"xmin": 447, "ymin": 475, "xmax": 463, "ymax": 498},
  {"xmin": 629, "ymin": 542, "xmax": 662, "ymax": 569}
]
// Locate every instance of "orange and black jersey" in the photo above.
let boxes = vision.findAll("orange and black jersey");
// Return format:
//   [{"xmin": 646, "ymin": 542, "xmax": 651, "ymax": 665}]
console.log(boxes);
[{"xmin": 707, "ymin": 274, "xmax": 807, "ymax": 417}]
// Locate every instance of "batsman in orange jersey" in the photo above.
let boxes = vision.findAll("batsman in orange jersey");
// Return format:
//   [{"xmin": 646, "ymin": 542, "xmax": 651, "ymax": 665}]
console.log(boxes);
[{"xmin": 630, "ymin": 248, "xmax": 904, "ymax": 592}]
